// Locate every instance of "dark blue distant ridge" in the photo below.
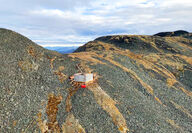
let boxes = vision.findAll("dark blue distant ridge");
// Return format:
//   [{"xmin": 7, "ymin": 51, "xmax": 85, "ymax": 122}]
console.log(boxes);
[{"xmin": 45, "ymin": 46, "xmax": 79, "ymax": 54}]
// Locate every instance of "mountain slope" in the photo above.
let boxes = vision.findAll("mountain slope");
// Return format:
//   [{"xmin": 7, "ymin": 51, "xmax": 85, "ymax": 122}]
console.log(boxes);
[
  {"xmin": 0, "ymin": 28, "xmax": 192, "ymax": 133},
  {"xmin": 154, "ymin": 30, "xmax": 190, "ymax": 37},
  {"xmin": 0, "ymin": 28, "xmax": 78, "ymax": 132}
]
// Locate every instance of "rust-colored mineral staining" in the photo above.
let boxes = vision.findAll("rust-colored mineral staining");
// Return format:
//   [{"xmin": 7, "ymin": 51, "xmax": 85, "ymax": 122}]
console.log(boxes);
[
  {"xmin": 18, "ymin": 60, "xmax": 39, "ymax": 72},
  {"xmin": 166, "ymin": 78, "xmax": 192, "ymax": 97},
  {"xmin": 18, "ymin": 60, "xmax": 33, "ymax": 72},
  {"xmin": 104, "ymin": 58, "xmax": 164, "ymax": 105},
  {"xmin": 65, "ymin": 86, "xmax": 80, "ymax": 113},
  {"xmin": 54, "ymin": 71, "xmax": 67, "ymax": 83},
  {"xmin": 46, "ymin": 94, "xmax": 62, "ymax": 132},
  {"xmin": 68, "ymin": 52, "xmax": 105, "ymax": 65},
  {"xmin": 176, "ymin": 55, "xmax": 192, "ymax": 65},
  {"xmin": 58, "ymin": 66, "xmax": 65, "ymax": 71},
  {"xmin": 79, "ymin": 61, "xmax": 93, "ymax": 73},
  {"xmin": 54, "ymin": 66, "xmax": 67, "ymax": 83},
  {"xmin": 166, "ymin": 119, "xmax": 183, "ymax": 132},
  {"xmin": 69, "ymin": 48, "xmax": 164, "ymax": 105},
  {"xmin": 36, "ymin": 38, "xmax": 191, "ymax": 133},
  {"xmin": 62, "ymin": 113, "xmax": 86, "ymax": 133},
  {"xmin": 179, "ymin": 87, "xmax": 192, "ymax": 97},
  {"xmin": 47, "ymin": 56, "xmax": 57, "ymax": 69},
  {"xmin": 27, "ymin": 46, "xmax": 36, "ymax": 57},
  {"xmin": 170, "ymin": 101, "xmax": 192, "ymax": 119},
  {"xmin": 37, "ymin": 94, "xmax": 62, "ymax": 132},
  {"xmin": 37, "ymin": 93, "xmax": 87, "ymax": 133},
  {"xmin": 88, "ymin": 83, "xmax": 129, "ymax": 133},
  {"xmin": 119, "ymin": 51, "xmax": 177, "ymax": 79},
  {"xmin": 69, "ymin": 41, "xmax": 192, "ymax": 103},
  {"xmin": 165, "ymin": 37, "xmax": 192, "ymax": 51},
  {"xmin": 12, "ymin": 120, "xmax": 17, "ymax": 127},
  {"xmin": 167, "ymin": 78, "xmax": 177, "ymax": 87},
  {"xmin": 37, "ymin": 112, "xmax": 48, "ymax": 133},
  {"xmin": 115, "ymin": 50, "xmax": 192, "ymax": 98}
]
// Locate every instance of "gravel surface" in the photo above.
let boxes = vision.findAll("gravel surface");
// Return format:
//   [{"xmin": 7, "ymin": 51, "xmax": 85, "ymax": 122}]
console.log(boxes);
[{"xmin": 0, "ymin": 28, "xmax": 192, "ymax": 133}]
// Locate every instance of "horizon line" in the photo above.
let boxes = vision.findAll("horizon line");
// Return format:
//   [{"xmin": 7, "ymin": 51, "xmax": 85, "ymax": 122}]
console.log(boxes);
[{"xmin": 39, "ymin": 44, "xmax": 84, "ymax": 47}]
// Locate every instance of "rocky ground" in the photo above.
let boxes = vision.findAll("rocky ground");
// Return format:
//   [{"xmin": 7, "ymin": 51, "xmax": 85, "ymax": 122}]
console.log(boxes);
[{"xmin": 0, "ymin": 28, "xmax": 192, "ymax": 133}]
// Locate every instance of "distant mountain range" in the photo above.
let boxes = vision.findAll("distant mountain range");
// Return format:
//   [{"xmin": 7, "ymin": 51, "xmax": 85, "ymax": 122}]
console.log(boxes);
[
  {"xmin": 45, "ymin": 46, "xmax": 79, "ymax": 54},
  {"xmin": 0, "ymin": 28, "xmax": 192, "ymax": 133}
]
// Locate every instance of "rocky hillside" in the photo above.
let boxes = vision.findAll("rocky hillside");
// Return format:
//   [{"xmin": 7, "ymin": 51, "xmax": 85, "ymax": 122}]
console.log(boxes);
[
  {"xmin": 154, "ymin": 30, "xmax": 190, "ymax": 37},
  {"xmin": 0, "ymin": 28, "xmax": 192, "ymax": 133}
]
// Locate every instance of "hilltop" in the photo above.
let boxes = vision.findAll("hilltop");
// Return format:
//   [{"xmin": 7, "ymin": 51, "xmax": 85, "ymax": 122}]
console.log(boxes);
[
  {"xmin": 154, "ymin": 30, "xmax": 191, "ymax": 37},
  {"xmin": 0, "ymin": 28, "xmax": 192, "ymax": 133}
]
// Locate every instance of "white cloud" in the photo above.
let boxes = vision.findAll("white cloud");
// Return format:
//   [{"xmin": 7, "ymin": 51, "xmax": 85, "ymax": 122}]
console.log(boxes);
[
  {"xmin": 0, "ymin": 0, "xmax": 191, "ymax": 45},
  {"xmin": 160, "ymin": 0, "xmax": 192, "ymax": 7},
  {"xmin": 30, "ymin": 9, "xmax": 65, "ymax": 17}
]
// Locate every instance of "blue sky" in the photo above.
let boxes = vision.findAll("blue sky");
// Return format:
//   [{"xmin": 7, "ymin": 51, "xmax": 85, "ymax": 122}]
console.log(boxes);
[{"xmin": 0, "ymin": 0, "xmax": 192, "ymax": 46}]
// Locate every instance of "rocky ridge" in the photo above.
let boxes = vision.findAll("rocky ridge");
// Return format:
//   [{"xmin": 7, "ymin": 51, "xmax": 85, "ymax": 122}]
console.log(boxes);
[{"xmin": 0, "ymin": 28, "xmax": 192, "ymax": 133}]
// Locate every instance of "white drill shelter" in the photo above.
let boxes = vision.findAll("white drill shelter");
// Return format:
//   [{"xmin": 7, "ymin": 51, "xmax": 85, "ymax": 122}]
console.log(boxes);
[{"xmin": 74, "ymin": 73, "xmax": 93, "ymax": 83}]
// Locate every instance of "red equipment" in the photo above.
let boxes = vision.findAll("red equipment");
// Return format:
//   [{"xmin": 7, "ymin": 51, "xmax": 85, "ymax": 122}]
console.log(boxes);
[{"xmin": 81, "ymin": 84, "xmax": 86, "ymax": 88}]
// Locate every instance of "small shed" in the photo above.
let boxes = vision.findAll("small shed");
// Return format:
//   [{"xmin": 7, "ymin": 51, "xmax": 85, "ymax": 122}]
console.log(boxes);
[{"xmin": 74, "ymin": 73, "xmax": 93, "ymax": 83}]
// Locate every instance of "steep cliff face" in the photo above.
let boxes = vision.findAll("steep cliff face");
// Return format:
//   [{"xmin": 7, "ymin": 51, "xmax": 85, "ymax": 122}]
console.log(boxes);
[{"xmin": 1, "ymin": 28, "xmax": 192, "ymax": 133}]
